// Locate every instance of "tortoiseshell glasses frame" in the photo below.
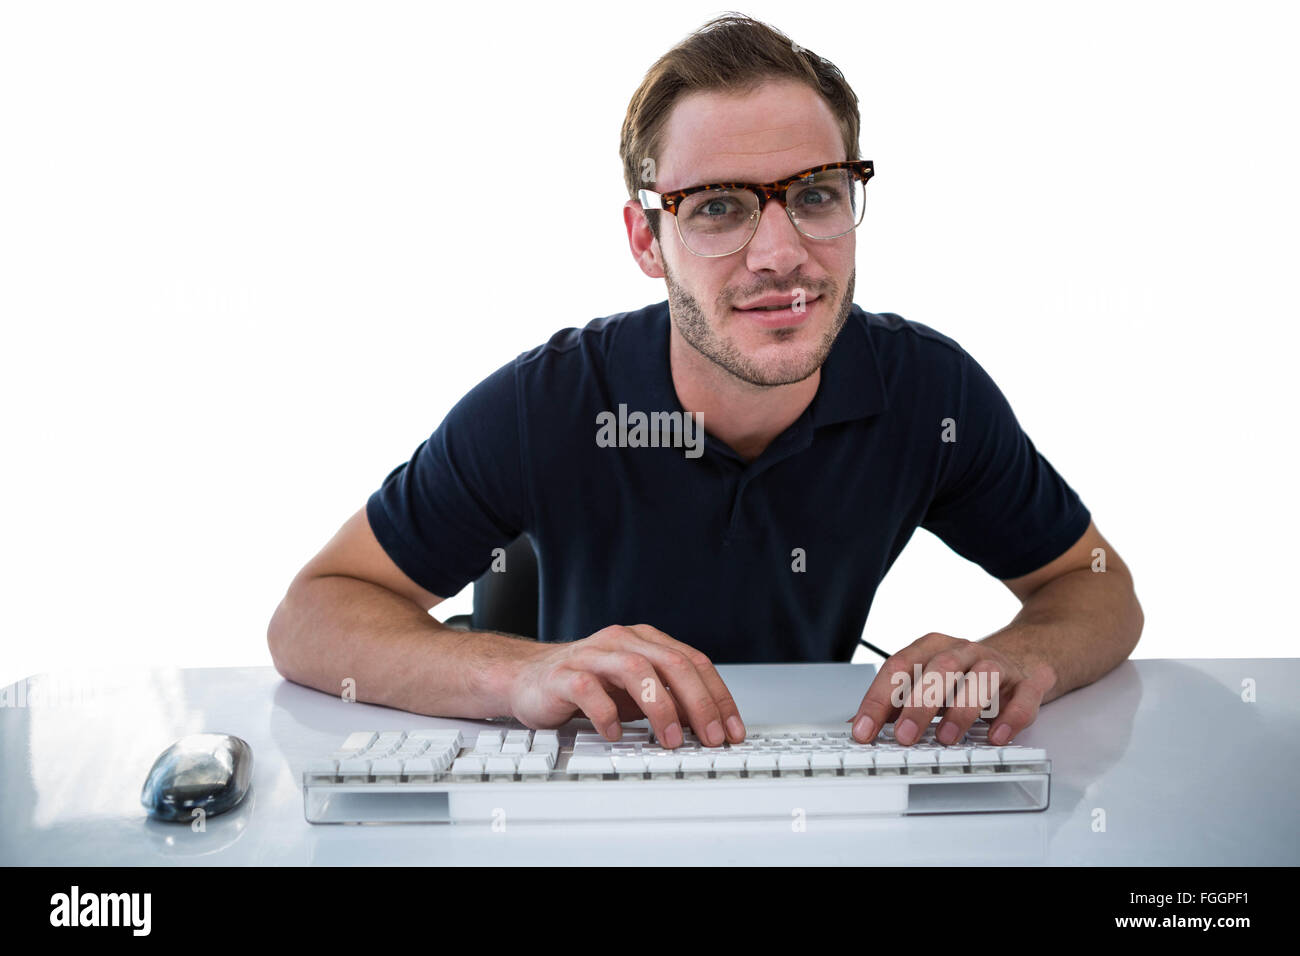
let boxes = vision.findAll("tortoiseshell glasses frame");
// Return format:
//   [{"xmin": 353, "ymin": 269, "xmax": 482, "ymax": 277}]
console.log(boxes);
[{"xmin": 638, "ymin": 160, "xmax": 874, "ymax": 257}]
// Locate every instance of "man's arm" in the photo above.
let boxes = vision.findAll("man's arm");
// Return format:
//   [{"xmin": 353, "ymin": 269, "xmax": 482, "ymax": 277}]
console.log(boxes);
[
  {"xmin": 266, "ymin": 506, "xmax": 537, "ymax": 719},
  {"xmin": 850, "ymin": 339, "xmax": 1143, "ymax": 746},
  {"xmin": 983, "ymin": 518, "xmax": 1143, "ymax": 706},
  {"xmin": 267, "ymin": 507, "xmax": 747, "ymax": 746},
  {"xmin": 849, "ymin": 520, "xmax": 1142, "ymax": 746}
]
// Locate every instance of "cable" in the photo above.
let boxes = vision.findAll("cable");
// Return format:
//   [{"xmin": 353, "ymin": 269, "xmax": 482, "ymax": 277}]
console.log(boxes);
[{"xmin": 857, "ymin": 637, "xmax": 893, "ymax": 659}]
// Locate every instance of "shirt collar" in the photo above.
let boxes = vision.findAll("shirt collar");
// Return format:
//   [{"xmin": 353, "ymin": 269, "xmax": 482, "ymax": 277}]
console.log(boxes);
[{"xmin": 809, "ymin": 302, "xmax": 889, "ymax": 427}]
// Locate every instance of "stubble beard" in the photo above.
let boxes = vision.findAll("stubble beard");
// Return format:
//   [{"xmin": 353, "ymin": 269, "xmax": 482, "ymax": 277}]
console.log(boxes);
[{"xmin": 664, "ymin": 263, "xmax": 855, "ymax": 388}]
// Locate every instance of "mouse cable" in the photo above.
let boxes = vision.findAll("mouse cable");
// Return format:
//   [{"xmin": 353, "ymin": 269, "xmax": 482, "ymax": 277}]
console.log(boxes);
[{"xmin": 857, "ymin": 636, "xmax": 893, "ymax": 659}]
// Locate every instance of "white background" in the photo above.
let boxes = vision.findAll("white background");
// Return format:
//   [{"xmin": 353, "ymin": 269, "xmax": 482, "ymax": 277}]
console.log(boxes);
[{"xmin": 2, "ymin": 0, "xmax": 1296, "ymax": 689}]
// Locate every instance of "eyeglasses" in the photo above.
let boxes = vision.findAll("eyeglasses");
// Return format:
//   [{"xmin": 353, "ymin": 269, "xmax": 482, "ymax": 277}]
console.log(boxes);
[{"xmin": 639, "ymin": 160, "xmax": 874, "ymax": 258}]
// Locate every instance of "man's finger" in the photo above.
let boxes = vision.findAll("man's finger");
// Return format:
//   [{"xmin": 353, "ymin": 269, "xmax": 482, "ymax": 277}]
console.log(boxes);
[
  {"xmin": 933, "ymin": 658, "xmax": 1002, "ymax": 745},
  {"xmin": 892, "ymin": 640, "xmax": 989, "ymax": 744},
  {"xmin": 849, "ymin": 637, "xmax": 949, "ymax": 742},
  {"xmin": 580, "ymin": 649, "xmax": 686, "ymax": 746},
  {"xmin": 987, "ymin": 664, "xmax": 1053, "ymax": 745},
  {"xmin": 626, "ymin": 624, "xmax": 745, "ymax": 744},
  {"xmin": 557, "ymin": 666, "xmax": 623, "ymax": 739}
]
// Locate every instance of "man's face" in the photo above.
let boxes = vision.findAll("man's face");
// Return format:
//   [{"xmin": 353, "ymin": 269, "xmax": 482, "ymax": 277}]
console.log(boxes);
[{"xmin": 650, "ymin": 79, "xmax": 856, "ymax": 387}]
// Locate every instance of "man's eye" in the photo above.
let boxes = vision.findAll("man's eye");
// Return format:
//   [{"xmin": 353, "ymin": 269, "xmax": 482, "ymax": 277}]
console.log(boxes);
[
  {"xmin": 798, "ymin": 188, "xmax": 841, "ymax": 207},
  {"xmin": 695, "ymin": 198, "xmax": 741, "ymax": 218}
]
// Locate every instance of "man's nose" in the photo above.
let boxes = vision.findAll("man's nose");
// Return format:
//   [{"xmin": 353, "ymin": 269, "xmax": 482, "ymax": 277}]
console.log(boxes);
[{"xmin": 743, "ymin": 199, "xmax": 808, "ymax": 274}]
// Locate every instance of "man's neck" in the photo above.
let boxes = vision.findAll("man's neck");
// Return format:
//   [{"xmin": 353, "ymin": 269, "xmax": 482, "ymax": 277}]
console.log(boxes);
[{"xmin": 668, "ymin": 325, "xmax": 820, "ymax": 463}]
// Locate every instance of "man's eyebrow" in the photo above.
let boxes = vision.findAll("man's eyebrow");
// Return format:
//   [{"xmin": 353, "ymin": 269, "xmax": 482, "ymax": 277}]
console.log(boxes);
[{"xmin": 679, "ymin": 165, "xmax": 826, "ymax": 189}]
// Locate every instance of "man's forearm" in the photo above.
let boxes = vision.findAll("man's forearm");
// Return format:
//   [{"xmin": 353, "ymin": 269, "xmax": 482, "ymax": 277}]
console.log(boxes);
[
  {"xmin": 267, "ymin": 574, "xmax": 544, "ymax": 718},
  {"xmin": 980, "ymin": 566, "xmax": 1144, "ymax": 705}
]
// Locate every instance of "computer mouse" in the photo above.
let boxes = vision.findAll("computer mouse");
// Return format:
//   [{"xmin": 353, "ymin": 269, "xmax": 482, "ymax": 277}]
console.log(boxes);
[{"xmin": 141, "ymin": 733, "xmax": 253, "ymax": 822}]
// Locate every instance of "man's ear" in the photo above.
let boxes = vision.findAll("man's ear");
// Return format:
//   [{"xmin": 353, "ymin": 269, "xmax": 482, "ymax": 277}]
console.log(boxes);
[{"xmin": 623, "ymin": 198, "xmax": 666, "ymax": 279}]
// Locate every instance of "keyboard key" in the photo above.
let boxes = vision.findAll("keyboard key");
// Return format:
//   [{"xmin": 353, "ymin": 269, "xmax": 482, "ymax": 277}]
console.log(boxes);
[
  {"xmin": 573, "ymin": 742, "xmax": 616, "ymax": 754},
  {"xmin": 305, "ymin": 758, "xmax": 338, "ymax": 778},
  {"xmin": 1000, "ymin": 747, "xmax": 1048, "ymax": 765},
  {"xmin": 680, "ymin": 754, "xmax": 713, "ymax": 773},
  {"xmin": 613, "ymin": 755, "xmax": 648, "ymax": 774},
  {"xmin": 713, "ymin": 753, "xmax": 746, "ymax": 773},
  {"xmin": 451, "ymin": 755, "xmax": 485, "ymax": 775},
  {"xmin": 746, "ymin": 754, "xmax": 778, "ymax": 773},
  {"xmin": 567, "ymin": 756, "xmax": 614, "ymax": 774},
  {"xmin": 569, "ymin": 754, "xmax": 613, "ymax": 780},
  {"xmin": 647, "ymin": 754, "xmax": 680, "ymax": 774},
  {"xmin": 339, "ymin": 732, "xmax": 377, "ymax": 752},
  {"xmin": 842, "ymin": 751, "xmax": 874, "ymax": 771},
  {"xmin": 778, "ymin": 753, "xmax": 810, "ymax": 773},
  {"xmin": 938, "ymin": 750, "xmax": 970, "ymax": 770},
  {"xmin": 485, "ymin": 755, "xmax": 518, "ymax": 774},
  {"xmin": 370, "ymin": 758, "xmax": 403, "ymax": 777},
  {"xmin": 810, "ymin": 752, "xmax": 842, "ymax": 771},
  {"xmin": 874, "ymin": 751, "xmax": 907, "ymax": 772},
  {"xmin": 904, "ymin": 750, "xmax": 938, "ymax": 771},
  {"xmin": 518, "ymin": 753, "xmax": 554, "ymax": 774},
  {"xmin": 403, "ymin": 758, "xmax": 436, "ymax": 778},
  {"xmin": 474, "ymin": 731, "xmax": 504, "ymax": 753},
  {"xmin": 338, "ymin": 758, "xmax": 371, "ymax": 779}
]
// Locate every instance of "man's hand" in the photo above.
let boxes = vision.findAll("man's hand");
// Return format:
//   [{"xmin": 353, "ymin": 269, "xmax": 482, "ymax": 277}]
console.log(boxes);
[
  {"xmin": 849, "ymin": 632, "xmax": 1057, "ymax": 747},
  {"xmin": 506, "ymin": 624, "xmax": 746, "ymax": 748}
]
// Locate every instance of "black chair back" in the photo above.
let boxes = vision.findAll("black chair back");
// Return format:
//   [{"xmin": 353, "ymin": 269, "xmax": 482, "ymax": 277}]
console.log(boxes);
[{"xmin": 470, "ymin": 535, "xmax": 539, "ymax": 638}]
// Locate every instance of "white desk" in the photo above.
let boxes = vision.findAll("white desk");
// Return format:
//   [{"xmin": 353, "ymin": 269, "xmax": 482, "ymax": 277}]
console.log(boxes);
[{"xmin": 1, "ymin": 660, "xmax": 1295, "ymax": 865}]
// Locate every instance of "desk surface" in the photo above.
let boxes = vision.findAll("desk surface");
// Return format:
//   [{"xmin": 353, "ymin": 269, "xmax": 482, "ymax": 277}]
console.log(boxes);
[{"xmin": 1, "ymin": 659, "xmax": 1296, "ymax": 865}]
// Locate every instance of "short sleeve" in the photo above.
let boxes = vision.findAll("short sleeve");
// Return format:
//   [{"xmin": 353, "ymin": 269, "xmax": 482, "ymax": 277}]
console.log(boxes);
[
  {"xmin": 366, "ymin": 359, "xmax": 527, "ymax": 599},
  {"xmin": 921, "ymin": 348, "xmax": 1091, "ymax": 580}
]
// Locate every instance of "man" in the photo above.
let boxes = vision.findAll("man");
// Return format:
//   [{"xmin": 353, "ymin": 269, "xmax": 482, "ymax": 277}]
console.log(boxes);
[{"xmin": 268, "ymin": 14, "xmax": 1143, "ymax": 752}]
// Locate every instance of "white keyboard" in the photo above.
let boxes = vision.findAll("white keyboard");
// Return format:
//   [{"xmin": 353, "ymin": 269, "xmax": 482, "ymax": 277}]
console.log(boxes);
[{"xmin": 302, "ymin": 720, "xmax": 1051, "ymax": 823}]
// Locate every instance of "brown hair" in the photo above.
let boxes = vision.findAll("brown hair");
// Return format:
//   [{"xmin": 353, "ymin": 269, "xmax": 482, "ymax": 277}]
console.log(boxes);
[{"xmin": 619, "ymin": 12, "xmax": 862, "ymax": 244}]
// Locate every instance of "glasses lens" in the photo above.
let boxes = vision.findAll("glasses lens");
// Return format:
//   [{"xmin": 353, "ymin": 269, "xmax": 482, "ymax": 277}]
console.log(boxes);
[
  {"xmin": 676, "ymin": 188, "xmax": 760, "ymax": 256},
  {"xmin": 673, "ymin": 169, "xmax": 869, "ymax": 255},
  {"xmin": 787, "ymin": 168, "xmax": 867, "ymax": 239}
]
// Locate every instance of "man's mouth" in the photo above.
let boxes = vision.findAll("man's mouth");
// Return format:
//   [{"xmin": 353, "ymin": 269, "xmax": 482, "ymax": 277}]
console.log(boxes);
[
  {"xmin": 733, "ymin": 294, "xmax": 821, "ymax": 325},
  {"xmin": 734, "ymin": 293, "xmax": 821, "ymax": 311}
]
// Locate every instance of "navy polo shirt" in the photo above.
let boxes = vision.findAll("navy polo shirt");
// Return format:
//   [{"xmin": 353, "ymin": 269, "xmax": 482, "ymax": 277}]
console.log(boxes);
[{"xmin": 366, "ymin": 299, "xmax": 1091, "ymax": 663}]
